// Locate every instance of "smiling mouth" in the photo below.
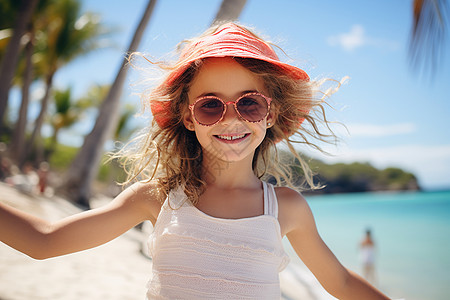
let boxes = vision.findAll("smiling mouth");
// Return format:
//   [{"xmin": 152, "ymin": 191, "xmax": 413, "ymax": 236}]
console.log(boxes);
[{"xmin": 214, "ymin": 133, "xmax": 250, "ymax": 141}]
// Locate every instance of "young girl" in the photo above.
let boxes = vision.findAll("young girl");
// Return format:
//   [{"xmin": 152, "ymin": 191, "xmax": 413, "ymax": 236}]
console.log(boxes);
[{"xmin": 0, "ymin": 23, "xmax": 391, "ymax": 299}]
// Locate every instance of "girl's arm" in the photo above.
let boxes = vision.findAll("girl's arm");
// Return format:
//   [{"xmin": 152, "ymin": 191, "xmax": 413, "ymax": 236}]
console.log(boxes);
[
  {"xmin": 277, "ymin": 187, "xmax": 390, "ymax": 300},
  {"xmin": 0, "ymin": 182, "xmax": 163, "ymax": 260}
]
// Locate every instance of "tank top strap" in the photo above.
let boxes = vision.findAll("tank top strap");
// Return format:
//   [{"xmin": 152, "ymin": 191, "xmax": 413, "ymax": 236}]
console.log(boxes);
[
  {"xmin": 164, "ymin": 185, "xmax": 187, "ymax": 209},
  {"xmin": 263, "ymin": 181, "xmax": 269, "ymax": 215},
  {"xmin": 262, "ymin": 181, "xmax": 279, "ymax": 218}
]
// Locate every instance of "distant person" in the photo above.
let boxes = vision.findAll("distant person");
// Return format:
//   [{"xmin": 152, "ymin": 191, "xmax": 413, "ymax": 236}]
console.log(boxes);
[
  {"xmin": 5, "ymin": 162, "xmax": 39, "ymax": 194},
  {"xmin": 37, "ymin": 162, "xmax": 50, "ymax": 195},
  {"xmin": 0, "ymin": 142, "xmax": 11, "ymax": 180},
  {"xmin": 0, "ymin": 23, "xmax": 391, "ymax": 299},
  {"xmin": 0, "ymin": 156, "xmax": 12, "ymax": 181},
  {"xmin": 360, "ymin": 228, "xmax": 377, "ymax": 285}
]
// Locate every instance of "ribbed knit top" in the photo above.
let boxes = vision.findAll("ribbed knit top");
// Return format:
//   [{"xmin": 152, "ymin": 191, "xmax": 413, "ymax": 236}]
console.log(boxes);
[{"xmin": 146, "ymin": 181, "xmax": 290, "ymax": 299}]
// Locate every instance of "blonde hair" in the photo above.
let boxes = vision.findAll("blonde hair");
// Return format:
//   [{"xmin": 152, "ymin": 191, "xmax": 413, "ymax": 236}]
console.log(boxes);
[{"xmin": 114, "ymin": 24, "xmax": 342, "ymax": 204}]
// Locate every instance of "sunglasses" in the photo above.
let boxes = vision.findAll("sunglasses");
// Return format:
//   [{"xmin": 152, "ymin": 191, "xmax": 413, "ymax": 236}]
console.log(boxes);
[{"xmin": 188, "ymin": 92, "xmax": 272, "ymax": 126}]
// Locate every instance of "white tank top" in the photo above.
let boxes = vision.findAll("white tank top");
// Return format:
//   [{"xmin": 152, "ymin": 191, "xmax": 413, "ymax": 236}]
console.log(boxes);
[{"xmin": 146, "ymin": 181, "xmax": 290, "ymax": 299}]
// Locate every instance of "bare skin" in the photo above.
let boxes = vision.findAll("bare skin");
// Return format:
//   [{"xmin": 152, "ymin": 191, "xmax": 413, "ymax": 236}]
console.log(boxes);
[
  {"xmin": 0, "ymin": 57, "xmax": 390, "ymax": 299},
  {"xmin": 0, "ymin": 181, "xmax": 162, "ymax": 260}
]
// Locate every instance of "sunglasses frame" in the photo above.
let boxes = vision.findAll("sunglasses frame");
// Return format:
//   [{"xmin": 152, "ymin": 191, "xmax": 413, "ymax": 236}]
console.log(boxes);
[{"xmin": 188, "ymin": 92, "xmax": 272, "ymax": 126}]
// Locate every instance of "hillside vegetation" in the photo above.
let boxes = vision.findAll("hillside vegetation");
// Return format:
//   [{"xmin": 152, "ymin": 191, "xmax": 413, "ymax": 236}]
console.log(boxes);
[{"xmin": 307, "ymin": 159, "xmax": 420, "ymax": 194}]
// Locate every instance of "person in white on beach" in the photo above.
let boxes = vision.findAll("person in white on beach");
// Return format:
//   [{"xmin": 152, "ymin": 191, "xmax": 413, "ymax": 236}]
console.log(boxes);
[
  {"xmin": 0, "ymin": 22, "xmax": 392, "ymax": 300},
  {"xmin": 360, "ymin": 228, "xmax": 377, "ymax": 285}
]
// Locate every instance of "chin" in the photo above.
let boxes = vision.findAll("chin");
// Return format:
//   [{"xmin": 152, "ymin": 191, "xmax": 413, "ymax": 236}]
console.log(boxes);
[
  {"xmin": 201, "ymin": 134, "xmax": 263, "ymax": 164},
  {"xmin": 211, "ymin": 145, "xmax": 257, "ymax": 164}
]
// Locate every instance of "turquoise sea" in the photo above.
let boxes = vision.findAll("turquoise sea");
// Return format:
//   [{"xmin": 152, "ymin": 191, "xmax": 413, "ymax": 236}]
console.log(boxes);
[{"xmin": 283, "ymin": 190, "xmax": 450, "ymax": 300}]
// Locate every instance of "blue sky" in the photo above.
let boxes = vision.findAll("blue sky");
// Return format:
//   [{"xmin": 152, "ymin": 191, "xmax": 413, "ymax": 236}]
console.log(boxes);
[{"xmin": 10, "ymin": 0, "xmax": 450, "ymax": 190}]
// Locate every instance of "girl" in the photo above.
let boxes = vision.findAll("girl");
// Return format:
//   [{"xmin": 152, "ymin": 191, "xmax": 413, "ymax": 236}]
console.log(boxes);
[{"xmin": 0, "ymin": 23, "xmax": 391, "ymax": 299}]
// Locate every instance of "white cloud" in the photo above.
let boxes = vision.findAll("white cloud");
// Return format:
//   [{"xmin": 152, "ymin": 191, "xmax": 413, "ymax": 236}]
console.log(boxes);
[
  {"xmin": 327, "ymin": 25, "xmax": 366, "ymax": 51},
  {"xmin": 344, "ymin": 123, "xmax": 416, "ymax": 137},
  {"xmin": 327, "ymin": 25, "xmax": 399, "ymax": 52}
]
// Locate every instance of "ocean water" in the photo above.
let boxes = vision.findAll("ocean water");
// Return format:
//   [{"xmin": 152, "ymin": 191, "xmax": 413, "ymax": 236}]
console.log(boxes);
[{"xmin": 282, "ymin": 190, "xmax": 450, "ymax": 300}]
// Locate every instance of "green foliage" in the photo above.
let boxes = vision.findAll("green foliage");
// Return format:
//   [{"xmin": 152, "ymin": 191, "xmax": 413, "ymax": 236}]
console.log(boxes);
[
  {"xmin": 49, "ymin": 88, "xmax": 82, "ymax": 140},
  {"xmin": 279, "ymin": 150, "xmax": 420, "ymax": 194},
  {"xmin": 49, "ymin": 141, "xmax": 126, "ymax": 184},
  {"xmin": 97, "ymin": 157, "xmax": 127, "ymax": 184},
  {"xmin": 378, "ymin": 167, "xmax": 418, "ymax": 190},
  {"xmin": 0, "ymin": 0, "xmax": 20, "ymax": 30},
  {"xmin": 48, "ymin": 142, "xmax": 78, "ymax": 171}
]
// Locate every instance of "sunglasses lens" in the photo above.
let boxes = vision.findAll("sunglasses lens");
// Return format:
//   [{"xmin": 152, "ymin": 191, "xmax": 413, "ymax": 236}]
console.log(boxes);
[
  {"xmin": 193, "ymin": 97, "xmax": 224, "ymax": 125},
  {"xmin": 236, "ymin": 94, "xmax": 268, "ymax": 122}
]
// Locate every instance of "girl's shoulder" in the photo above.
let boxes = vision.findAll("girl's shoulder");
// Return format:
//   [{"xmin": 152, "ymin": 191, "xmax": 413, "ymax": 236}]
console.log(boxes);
[
  {"xmin": 273, "ymin": 186, "xmax": 313, "ymax": 236},
  {"xmin": 273, "ymin": 186, "xmax": 308, "ymax": 208},
  {"xmin": 122, "ymin": 180, "xmax": 165, "ymax": 224}
]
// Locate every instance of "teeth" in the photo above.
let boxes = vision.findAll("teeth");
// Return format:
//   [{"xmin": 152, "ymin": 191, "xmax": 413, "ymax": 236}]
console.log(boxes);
[{"xmin": 217, "ymin": 134, "xmax": 246, "ymax": 140}]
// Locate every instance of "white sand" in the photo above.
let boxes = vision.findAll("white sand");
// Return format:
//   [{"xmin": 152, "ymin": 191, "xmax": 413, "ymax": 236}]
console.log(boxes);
[{"xmin": 0, "ymin": 183, "xmax": 323, "ymax": 300}]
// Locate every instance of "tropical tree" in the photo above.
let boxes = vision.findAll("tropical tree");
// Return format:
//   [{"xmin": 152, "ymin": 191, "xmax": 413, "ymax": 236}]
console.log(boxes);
[
  {"xmin": 0, "ymin": 0, "xmax": 39, "ymax": 131},
  {"xmin": 409, "ymin": 0, "xmax": 449, "ymax": 75},
  {"xmin": 211, "ymin": 0, "xmax": 248, "ymax": 25},
  {"xmin": 61, "ymin": 0, "xmax": 158, "ymax": 207},
  {"xmin": 2, "ymin": 0, "xmax": 54, "ymax": 163},
  {"xmin": 76, "ymin": 84, "xmax": 110, "ymax": 110},
  {"xmin": 114, "ymin": 104, "xmax": 138, "ymax": 142},
  {"xmin": 9, "ymin": 30, "xmax": 35, "ymax": 164},
  {"xmin": 47, "ymin": 88, "xmax": 78, "ymax": 156},
  {"xmin": 48, "ymin": 84, "xmax": 110, "ymax": 153},
  {"xmin": 24, "ymin": 0, "xmax": 104, "ymax": 163}
]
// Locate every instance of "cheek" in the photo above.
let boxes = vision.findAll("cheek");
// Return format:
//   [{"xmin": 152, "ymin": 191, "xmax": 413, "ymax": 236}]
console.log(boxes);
[
  {"xmin": 247, "ymin": 122, "xmax": 269, "ymax": 147},
  {"xmin": 193, "ymin": 127, "xmax": 210, "ymax": 145},
  {"xmin": 254, "ymin": 121, "xmax": 268, "ymax": 133}
]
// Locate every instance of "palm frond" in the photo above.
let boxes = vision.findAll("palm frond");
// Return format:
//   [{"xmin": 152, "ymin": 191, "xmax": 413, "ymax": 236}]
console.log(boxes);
[{"xmin": 409, "ymin": 0, "xmax": 449, "ymax": 76}]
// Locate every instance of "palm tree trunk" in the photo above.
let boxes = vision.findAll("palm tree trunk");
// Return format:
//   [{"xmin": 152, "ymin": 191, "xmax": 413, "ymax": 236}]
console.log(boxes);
[
  {"xmin": 0, "ymin": 0, "xmax": 39, "ymax": 130},
  {"xmin": 211, "ymin": 0, "xmax": 247, "ymax": 25},
  {"xmin": 62, "ymin": 0, "xmax": 157, "ymax": 207},
  {"xmin": 24, "ymin": 71, "xmax": 55, "ymax": 166},
  {"xmin": 46, "ymin": 125, "xmax": 60, "ymax": 161},
  {"xmin": 11, "ymin": 32, "xmax": 34, "ymax": 164}
]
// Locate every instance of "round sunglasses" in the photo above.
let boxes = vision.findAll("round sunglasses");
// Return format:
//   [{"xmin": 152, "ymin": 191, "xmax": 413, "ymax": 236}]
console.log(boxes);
[{"xmin": 188, "ymin": 92, "xmax": 272, "ymax": 126}]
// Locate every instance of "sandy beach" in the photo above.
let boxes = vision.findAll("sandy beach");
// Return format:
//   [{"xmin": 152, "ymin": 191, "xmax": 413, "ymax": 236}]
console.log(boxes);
[{"xmin": 0, "ymin": 183, "xmax": 327, "ymax": 300}]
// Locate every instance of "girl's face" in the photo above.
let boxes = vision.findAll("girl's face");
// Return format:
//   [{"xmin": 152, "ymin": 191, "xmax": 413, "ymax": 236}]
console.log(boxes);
[{"xmin": 184, "ymin": 57, "xmax": 274, "ymax": 164}]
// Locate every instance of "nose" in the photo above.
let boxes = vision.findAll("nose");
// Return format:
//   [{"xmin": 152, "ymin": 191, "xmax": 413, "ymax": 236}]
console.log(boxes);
[{"xmin": 221, "ymin": 101, "xmax": 241, "ymax": 124}]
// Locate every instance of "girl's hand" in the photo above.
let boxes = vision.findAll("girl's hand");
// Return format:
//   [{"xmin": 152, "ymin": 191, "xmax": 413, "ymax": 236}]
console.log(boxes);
[
  {"xmin": 0, "ymin": 182, "xmax": 163, "ymax": 260},
  {"xmin": 277, "ymin": 187, "xmax": 390, "ymax": 300}
]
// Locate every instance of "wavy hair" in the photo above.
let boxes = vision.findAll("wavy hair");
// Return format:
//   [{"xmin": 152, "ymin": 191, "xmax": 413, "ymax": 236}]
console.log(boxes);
[{"xmin": 113, "ymin": 24, "xmax": 343, "ymax": 205}]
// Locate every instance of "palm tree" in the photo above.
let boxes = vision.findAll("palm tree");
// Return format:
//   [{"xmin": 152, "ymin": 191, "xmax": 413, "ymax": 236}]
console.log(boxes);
[
  {"xmin": 409, "ymin": 0, "xmax": 448, "ymax": 75},
  {"xmin": 61, "ymin": 0, "xmax": 158, "ymax": 207},
  {"xmin": 2, "ymin": 0, "xmax": 53, "ymax": 163},
  {"xmin": 211, "ymin": 0, "xmax": 248, "ymax": 25},
  {"xmin": 114, "ymin": 104, "xmax": 138, "ymax": 142},
  {"xmin": 25, "ymin": 0, "xmax": 104, "ymax": 163},
  {"xmin": 47, "ymin": 88, "xmax": 78, "ymax": 156},
  {"xmin": 76, "ymin": 84, "xmax": 110, "ymax": 110},
  {"xmin": 47, "ymin": 84, "xmax": 109, "ymax": 157},
  {"xmin": 0, "ymin": 0, "xmax": 39, "ymax": 131},
  {"xmin": 9, "ymin": 29, "xmax": 35, "ymax": 164}
]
